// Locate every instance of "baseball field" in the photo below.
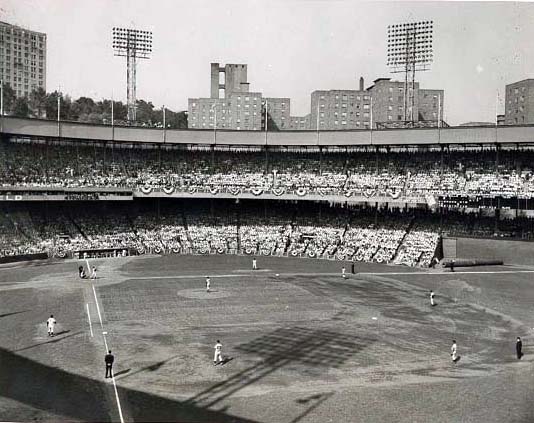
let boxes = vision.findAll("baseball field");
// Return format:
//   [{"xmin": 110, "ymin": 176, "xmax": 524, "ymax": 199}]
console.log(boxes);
[{"xmin": 0, "ymin": 254, "xmax": 533, "ymax": 422}]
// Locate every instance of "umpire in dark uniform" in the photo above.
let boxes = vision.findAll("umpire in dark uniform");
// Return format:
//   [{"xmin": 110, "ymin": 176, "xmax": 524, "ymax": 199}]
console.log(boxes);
[
  {"xmin": 516, "ymin": 337, "xmax": 523, "ymax": 359},
  {"xmin": 105, "ymin": 350, "xmax": 114, "ymax": 378}
]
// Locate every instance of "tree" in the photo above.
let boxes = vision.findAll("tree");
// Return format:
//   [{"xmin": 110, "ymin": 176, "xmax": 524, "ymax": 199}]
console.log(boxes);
[
  {"xmin": 136, "ymin": 99, "xmax": 155, "ymax": 125},
  {"xmin": 28, "ymin": 88, "xmax": 47, "ymax": 118},
  {"xmin": 44, "ymin": 91, "xmax": 60, "ymax": 120},
  {"xmin": 1, "ymin": 83, "xmax": 16, "ymax": 115},
  {"xmin": 165, "ymin": 110, "xmax": 188, "ymax": 129},
  {"xmin": 12, "ymin": 97, "xmax": 30, "ymax": 118}
]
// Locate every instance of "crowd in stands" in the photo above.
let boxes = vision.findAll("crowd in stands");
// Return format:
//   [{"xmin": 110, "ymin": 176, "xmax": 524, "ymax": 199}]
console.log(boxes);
[
  {"xmin": 4, "ymin": 200, "xmax": 534, "ymax": 265},
  {"xmin": 0, "ymin": 202, "xmax": 441, "ymax": 267},
  {"xmin": 3, "ymin": 139, "xmax": 534, "ymax": 199}
]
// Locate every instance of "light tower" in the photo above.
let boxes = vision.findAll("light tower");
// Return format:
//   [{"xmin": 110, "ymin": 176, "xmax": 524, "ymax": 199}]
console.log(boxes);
[
  {"xmin": 112, "ymin": 27, "xmax": 152, "ymax": 124},
  {"xmin": 387, "ymin": 21, "xmax": 433, "ymax": 125}
]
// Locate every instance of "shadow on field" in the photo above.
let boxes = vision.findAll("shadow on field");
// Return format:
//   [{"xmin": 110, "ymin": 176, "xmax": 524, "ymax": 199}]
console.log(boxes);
[
  {"xmin": 116, "ymin": 355, "xmax": 180, "ymax": 381},
  {"xmin": 13, "ymin": 330, "xmax": 79, "ymax": 352},
  {"xmin": 186, "ymin": 326, "xmax": 372, "ymax": 408},
  {"xmin": 291, "ymin": 392, "xmax": 334, "ymax": 423},
  {"xmin": 0, "ymin": 310, "xmax": 29, "ymax": 318},
  {"xmin": 0, "ymin": 346, "xmax": 258, "ymax": 422}
]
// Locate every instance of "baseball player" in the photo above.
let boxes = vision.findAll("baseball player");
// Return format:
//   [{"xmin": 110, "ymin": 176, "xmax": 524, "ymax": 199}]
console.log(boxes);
[
  {"xmin": 47, "ymin": 315, "xmax": 57, "ymax": 337},
  {"xmin": 430, "ymin": 290, "xmax": 435, "ymax": 306},
  {"xmin": 91, "ymin": 266, "xmax": 97, "ymax": 280},
  {"xmin": 252, "ymin": 257, "xmax": 257, "ymax": 270},
  {"xmin": 451, "ymin": 340, "xmax": 458, "ymax": 362},
  {"xmin": 342, "ymin": 266, "xmax": 346, "ymax": 278},
  {"xmin": 214, "ymin": 340, "xmax": 223, "ymax": 365},
  {"xmin": 206, "ymin": 276, "xmax": 211, "ymax": 293}
]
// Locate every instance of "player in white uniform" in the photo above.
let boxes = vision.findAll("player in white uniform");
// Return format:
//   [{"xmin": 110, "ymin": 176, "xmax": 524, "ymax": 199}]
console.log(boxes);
[
  {"xmin": 451, "ymin": 340, "xmax": 457, "ymax": 362},
  {"xmin": 91, "ymin": 266, "xmax": 97, "ymax": 280},
  {"xmin": 342, "ymin": 266, "xmax": 346, "ymax": 278},
  {"xmin": 213, "ymin": 340, "xmax": 223, "ymax": 365},
  {"xmin": 252, "ymin": 258, "xmax": 257, "ymax": 270},
  {"xmin": 430, "ymin": 290, "xmax": 435, "ymax": 306},
  {"xmin": 47, "ymin": 315, "xmax": 57, "ymax": 337},
  {"xmin": 206, "ymin": 276, "xmax": 211, "ymax": 293}
]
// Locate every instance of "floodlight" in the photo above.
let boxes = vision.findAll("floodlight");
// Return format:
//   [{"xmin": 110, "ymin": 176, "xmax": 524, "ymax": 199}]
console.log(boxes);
[{"xmin": 112, "ymin": 27, "xmax": 153, "ymax": 123}]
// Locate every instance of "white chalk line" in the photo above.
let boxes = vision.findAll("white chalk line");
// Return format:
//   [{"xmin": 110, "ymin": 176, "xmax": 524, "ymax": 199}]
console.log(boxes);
[
  {"xmin": 128, "ymin": 269, "xmax": 534, "ymax": 281},
  {"xmin": 110, "ymin": 369, "xmax": 124, "ymax": 423},
  {"xmin": 92, "ymin": 284, "xmax": 104, "ymax": 329},
  {"xmin": 91, "ymin": 282, "xmax": 124, "ymax": 423},
  {"xmin": 86, "ymin": 303, "xmax": 93, "ymax": 338}
]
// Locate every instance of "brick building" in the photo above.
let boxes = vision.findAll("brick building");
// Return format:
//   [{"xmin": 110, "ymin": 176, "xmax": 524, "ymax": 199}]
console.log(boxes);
[
  {"xmin": 0, "ymin": 21, "xmax": 46, "ymax": 98},
  {"xmin": 189, "ymin": 63, "xmax": 444, "ymax": 130},
  {"xmin": 504, "ymin": 79, "xmax": 534, "ymax": 125},
  {"xmin": 367, "ymin": 78, "xmax": 443, "ymax": 128},
  {"xmin": 189, "ymin": 63, "xmax": 292, "ymax": 130}
]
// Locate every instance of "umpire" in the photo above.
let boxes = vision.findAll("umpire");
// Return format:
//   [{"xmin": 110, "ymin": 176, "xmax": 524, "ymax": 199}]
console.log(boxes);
[{"xmin": 105, "ymin": 350, "xmax": 114, "ymax": 378}]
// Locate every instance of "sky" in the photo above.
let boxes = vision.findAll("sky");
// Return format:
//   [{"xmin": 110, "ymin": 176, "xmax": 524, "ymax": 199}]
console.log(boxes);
[{"xmin": 2, "ymin": 0, "xmax": 534, "ymax": 125}]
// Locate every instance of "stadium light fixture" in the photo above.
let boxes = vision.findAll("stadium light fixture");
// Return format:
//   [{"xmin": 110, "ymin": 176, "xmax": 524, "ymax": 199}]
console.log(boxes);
[
  {"xmin": 112, "ymin": 27, "xmax": 153, "ymax": 124},
  {"xmin": 387, "ymin": 21, "xmax": 433, "ymax": 124}
]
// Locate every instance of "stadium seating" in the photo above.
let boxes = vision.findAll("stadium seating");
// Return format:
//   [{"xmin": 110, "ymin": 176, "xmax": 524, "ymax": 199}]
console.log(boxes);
[{"xmin": 2, "ymin": 140, "xmax": 534, "ymax": 199}]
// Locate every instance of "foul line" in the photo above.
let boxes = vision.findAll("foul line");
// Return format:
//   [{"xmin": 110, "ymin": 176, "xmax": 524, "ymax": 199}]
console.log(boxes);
[
  {"xmin": 86, "ymin": 303, "xmax": 93, "ymax": 337},
  {"xmin": 128, "ymin": 269, "xmax": 534, "ymax": 281},
  {"xmin": 91, "ymin": 283, "xmax": 124, "ymax": 423},
  {"xmin": 110, "ymin": 369, "xmax": 124, "ymax": 423},
  {"xmin": 92, "ymin": 284, "xmax": 104, "ymax": 329}
]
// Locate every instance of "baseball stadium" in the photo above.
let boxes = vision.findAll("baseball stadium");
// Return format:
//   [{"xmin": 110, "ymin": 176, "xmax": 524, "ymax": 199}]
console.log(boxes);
[{"xmin": 1, "ymin": 117, "xmax": 534, "ymax": 422}]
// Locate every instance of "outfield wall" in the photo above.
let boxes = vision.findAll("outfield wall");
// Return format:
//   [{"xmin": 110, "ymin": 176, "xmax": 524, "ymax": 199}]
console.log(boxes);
[{"xmin": 444, "ymin": 237, "xmax": 534, "ymax": 265}]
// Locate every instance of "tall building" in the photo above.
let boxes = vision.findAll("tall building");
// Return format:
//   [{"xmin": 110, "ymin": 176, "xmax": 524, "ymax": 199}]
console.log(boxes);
[
  {"xmin": 289, "ymin": 115, "xmax": 310, "ymax": 130},
  {"xmin": 210, "ymin": 63, "xmax": 249, "ymax": 99},
  {"xmin": 189, "ymin": 63, "xmax": 294, "ymax": 131},
  {"xmin": 0, "ymin": 21, "xmax": 47, "ymax": 98},
  {"xmin": 188, "ymin": 64, "xmax": 445, "ymax": 131},
  {"xmin": 504, "ymin": 79, "xmax": 534, "ymax": 125},
  {"xmin": 264, "ymin": 97, "xmax": 290, "ymax": 130},
  {"xmin": 310, "ymin": 89, "xmax": 371, "ymax": 130},
  {"xmin": 367, "ymin": 78, "xmax": 443, "ymax": 128},
  {"xmin": 188, "ymin": 92, "xmax": 264, "ymax": 131}
]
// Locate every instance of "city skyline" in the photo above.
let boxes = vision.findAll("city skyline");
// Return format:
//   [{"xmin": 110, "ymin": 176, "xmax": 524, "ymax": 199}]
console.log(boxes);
[{"xmin": 2, "ymin": 0, "xmax": 534, "ymax": 125}]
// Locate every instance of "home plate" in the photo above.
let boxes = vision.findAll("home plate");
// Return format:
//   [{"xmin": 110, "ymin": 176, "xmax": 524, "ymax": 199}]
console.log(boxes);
[{"xmin": 371, "ymin": 317, "xmax": 378, "ymax": 320}]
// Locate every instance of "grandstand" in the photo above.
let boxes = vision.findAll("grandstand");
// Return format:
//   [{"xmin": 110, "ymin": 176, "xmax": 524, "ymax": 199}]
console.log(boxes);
[{"xmin": 2, "ymin": 116, "xmax": 534, "ymax": 265}]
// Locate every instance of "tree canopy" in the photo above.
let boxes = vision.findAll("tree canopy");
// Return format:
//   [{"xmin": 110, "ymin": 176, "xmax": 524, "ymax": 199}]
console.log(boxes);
[{"xmin": 1, "ymin": 85, "xmax": 188, "ymax": 129}]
